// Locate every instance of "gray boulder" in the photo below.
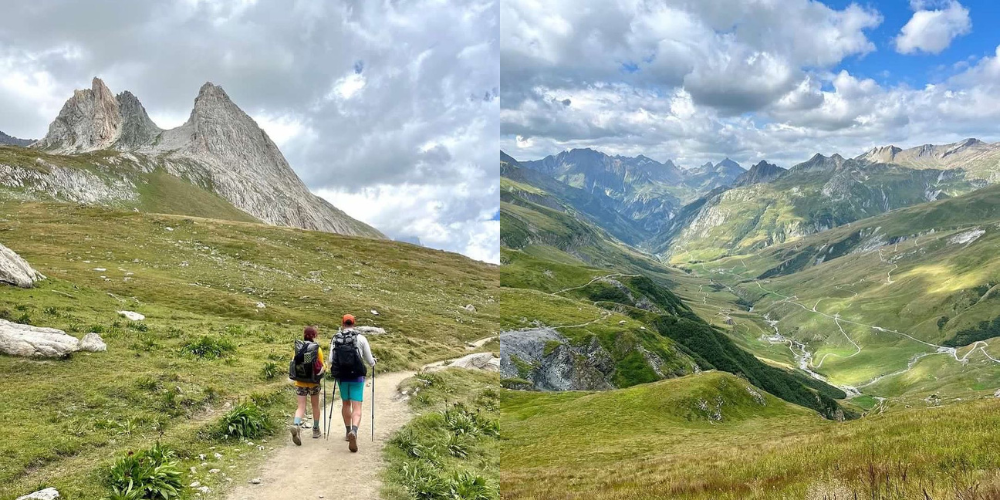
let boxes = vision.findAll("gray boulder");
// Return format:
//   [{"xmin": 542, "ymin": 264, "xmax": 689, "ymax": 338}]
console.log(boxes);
[
  {"xmin": 0, "ymin": 320, "xmax": 80, "ymax": 358},
  {"xmin": 0, "ymin": 243, "xmax": 44, "ymax": 288},
  {"xmin": 80, "ymin": 332, "xmax": 107, "ymax": 352},
  {"xmin": 16, "ymin": 488, "xmax": 60, "ymax": 500}
]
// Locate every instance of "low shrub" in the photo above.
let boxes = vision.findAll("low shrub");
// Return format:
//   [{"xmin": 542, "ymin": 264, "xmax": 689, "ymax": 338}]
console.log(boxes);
[
  {"xmin": 260, "ymin": 361, "xmax": 279, "ymax": 380},
  {"xmin": 103, "ymin": 443, "xmax": 184, "ymax": 500},
  {"xmin": 216, "ymin": 401, "xmax": 272, "ymax": 440},
  {"xmin": 181, "ymin": 336, "xmax": 236, "ymax": 359}
]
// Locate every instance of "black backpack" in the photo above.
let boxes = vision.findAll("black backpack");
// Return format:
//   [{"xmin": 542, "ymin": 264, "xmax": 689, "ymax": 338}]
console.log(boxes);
[
  {"xmin": 329, "ymin": 331, "xmax": 367, "ymax": 379},
  {"xmin": 288, "ymin": 340, "xmax": 323, "ymax": 383}
]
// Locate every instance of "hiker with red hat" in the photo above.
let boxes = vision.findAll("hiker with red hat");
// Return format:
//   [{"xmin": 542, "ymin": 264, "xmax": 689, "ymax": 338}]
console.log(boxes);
[{"xmin": 327, "ymin": 314, "xmax": 377, "ymax": 452}]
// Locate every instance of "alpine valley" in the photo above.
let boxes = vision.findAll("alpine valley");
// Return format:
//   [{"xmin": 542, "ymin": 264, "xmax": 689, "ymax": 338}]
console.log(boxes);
[{"xmin": 499, "ymin": 140, "xmax": 1000, "ymax": 498}]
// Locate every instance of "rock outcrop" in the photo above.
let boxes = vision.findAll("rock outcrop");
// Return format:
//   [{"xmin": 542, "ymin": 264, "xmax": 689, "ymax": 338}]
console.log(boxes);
[
  {"xmin": 0, "ymin": 243, "xmax": 44, "ymax": 288},
  {"xmin": 80, "ymin": 332, "xmax": 108, "ymax": 352},
  {"xmin": 499, "ymin": 328, "xmax": 615, "ymax": 391},
  {"xmin": 30, "ymin": 78, "xmax": 383, "ymax": 239}
]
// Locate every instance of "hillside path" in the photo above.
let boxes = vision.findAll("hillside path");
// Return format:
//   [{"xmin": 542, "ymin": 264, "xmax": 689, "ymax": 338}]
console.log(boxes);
[{"xmin": 226, "ymin": 371, "xmax": 415, "ymax": 500}]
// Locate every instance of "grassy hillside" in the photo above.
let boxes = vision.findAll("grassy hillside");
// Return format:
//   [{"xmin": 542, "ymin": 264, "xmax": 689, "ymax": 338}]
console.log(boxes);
[
  {"xmin": 0, "ymin": 200, "xmax": 501, "ymax": 499},
  {"xmin": 501, "ymin": 370, "xmax": 1000, "ymax": 499},
  {"xmin": 656, "ymin": 159, "xmax": 983, "ymax": 265}
]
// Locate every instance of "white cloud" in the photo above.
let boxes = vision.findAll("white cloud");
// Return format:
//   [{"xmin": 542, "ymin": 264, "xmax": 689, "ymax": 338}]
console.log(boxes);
[
  {"xmin": 326, "ymin": 72, "xmax": 366, "ymax": 101},
  {"xmin": 895, "ymin": 1, "xmax": 971, "ymax": 55},
  {"xmin": 0, "ymin": 0, "xmax": 497, "ymax": 263}
]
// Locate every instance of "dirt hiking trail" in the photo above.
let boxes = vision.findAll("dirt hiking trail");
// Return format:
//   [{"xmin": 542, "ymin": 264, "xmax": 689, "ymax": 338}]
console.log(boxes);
[{"xmin": 226, "ymin": 371, "xmax": 415, "ymax": 500}]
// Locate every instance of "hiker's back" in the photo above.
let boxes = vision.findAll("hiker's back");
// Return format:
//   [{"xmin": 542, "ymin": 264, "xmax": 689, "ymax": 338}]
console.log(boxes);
[
  {"xmin": 329, "ymin": 330, "xmax": 367, "ymax": 379},
  {"xmin": 289, "ymin": 339, "xmax": 323, "ymax": 384}
]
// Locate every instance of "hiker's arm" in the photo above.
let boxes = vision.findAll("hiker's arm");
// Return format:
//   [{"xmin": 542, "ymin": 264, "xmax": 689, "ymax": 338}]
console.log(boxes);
[{"xmin": 359, "ymin": 336, "xmax": 377, "ymax": 366}]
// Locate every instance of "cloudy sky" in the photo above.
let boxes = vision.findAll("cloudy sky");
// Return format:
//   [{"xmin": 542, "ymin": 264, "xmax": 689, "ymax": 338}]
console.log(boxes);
[
  {"xmin": 0, "ymin": 0, "xmax": 498, "ymax": 263},
  {"xmin": 500, "ymin": 0, "xmax": 1000, "ymax": 169}
]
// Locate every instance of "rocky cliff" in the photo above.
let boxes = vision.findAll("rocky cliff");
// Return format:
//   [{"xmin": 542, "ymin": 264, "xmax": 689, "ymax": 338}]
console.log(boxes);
[
  {"xmin": 27, "ymin": 78, "xmax": 382, "ymax": 238},
  {"xmin": 0, "ymin": 131, "xmax": 33, "ymax": 147}
]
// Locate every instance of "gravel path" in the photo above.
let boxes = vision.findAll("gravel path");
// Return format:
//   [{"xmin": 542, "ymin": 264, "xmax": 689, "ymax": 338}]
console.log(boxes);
[{"xmin": 226, "ymin": 371, "xmax": 415, "ymax": 500}]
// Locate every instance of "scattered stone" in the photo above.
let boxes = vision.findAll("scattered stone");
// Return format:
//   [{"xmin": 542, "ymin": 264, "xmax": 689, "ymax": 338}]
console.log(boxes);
[
  {"xmin": 117, "ymin": 310, "xmax": 145, "ymax": 321},
  {"xmin": 426, "ymin": 352, "xmax": 500, "ymax": 373},
  {"xmin": 209, "ymin": 469, "xmax": 220, "ymax": 474},
  {"xmin": 618, "ymin": 320, "xmax": 626, "ymax": 325},
  {"xmin": 249, "ymin": 478, "xmax": 261, "ymax": 484},
  {"xmin": 165, "ymin": 227, "xmax": 174, "ymax": 232},
  {"xmin": 0, "ymin": 242, "xmax": 45, "ymax": 288},
  {"xmin": 354, "ymin": 326, "xmax": 386, "ymax": 336},
  {"xmin": 464, "ymin": 304, "xmax": 476, "ymax": 313},
  {"xmin": 0, "ymin": 320, "xmax": 80, "ymax": 358},
  {"xmin": 190, "ymin": 482, "xmax": 201, "ymax": 488},
  {"xmin": 370, "ymin": 309, "xmax": 379, "ymax": 316},
  {"xmin": 93, "ymin": 268, "xmax": 106, "ymax": 272},
  {"xmin": 79, "ymin": 332, "xmax": 107, "ymax": 352},
  {"xmin": 16, "ymin": 488, "xmax": 60, "ymax": 500},
  {"xmin": 255, "ymin": 302, "xmax": 266, "ymax": 309},
  {"xmin": 197, "ymin": 486, "xmax": 209, "ymax": 494}
]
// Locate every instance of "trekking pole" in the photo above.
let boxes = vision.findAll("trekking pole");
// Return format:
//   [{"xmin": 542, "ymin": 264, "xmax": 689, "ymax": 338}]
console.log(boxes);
[
  {"xmin": 325, "ymin": 378, "xmax": 337, "ymax": 440},
  {"xmin": 322, "ymin": 378, "xmax": 326, "ymax": 439},
  {"xmin": 371, "ymin": 364, "xmax": 376, "ymax": 442}
]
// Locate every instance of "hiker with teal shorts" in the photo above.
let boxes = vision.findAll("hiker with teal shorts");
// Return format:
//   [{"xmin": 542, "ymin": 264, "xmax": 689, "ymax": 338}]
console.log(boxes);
[
  {"xmin": 287, "ymin": 326, "xmax": 325, "ymax": 445},
  {"xmin": 328, "ymin": 314, "xmax": 377, "ymax": 452}
]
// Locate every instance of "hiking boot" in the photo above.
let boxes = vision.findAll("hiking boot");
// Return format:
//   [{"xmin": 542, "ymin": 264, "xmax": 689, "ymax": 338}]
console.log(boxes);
[
  {"xmin": 344, "ymin": 431, "xmax": 350, "ymax": 442},
  {"xmin": 312, "ymin": 427, "xmax": 321, "ymax": 439},
  {"xmin": 348, "ymin": 431, "xmax": 358, "ymax": 453},
  {"xmin": 289, "ymin": 426, "xmax": 301, "ymax": 446}
]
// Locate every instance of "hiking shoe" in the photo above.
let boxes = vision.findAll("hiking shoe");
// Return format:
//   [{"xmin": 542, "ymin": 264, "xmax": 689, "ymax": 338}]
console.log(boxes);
[
  {"xmin": 348, "ymin": 431, "xmax": 358, "ymax": 453},
  {"xmin": 312, "ymin": 428, "xmax": 321, "ymax": 439},
  {"xmin": 344, "ymin": 431, "xmax": 350, "ymax": 442},
  {"xmin": 289, "ymin": 426, "xmax": 301, "ymax": 446}
]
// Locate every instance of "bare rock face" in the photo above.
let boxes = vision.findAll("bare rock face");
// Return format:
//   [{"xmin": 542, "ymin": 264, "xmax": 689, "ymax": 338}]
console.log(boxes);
[
  {"xmin": 427, "ymin": 352, "xmax": 500, "ymax": 373},
  {"xmin": 152, "ymin": 83, "xmax": 381, "ymax": 237},
  {"xmin": 115, "ymin": 91, "xmax": 162, "ymax": 149},
  {"xmin": 0, "ymin": 320, "xmax": 80, "ymax": 358},
  {"xmin": 35, "ymin": 78, "xmax": 124, "ymax": 153},
  {"xmin": 0, "ymin": 242, "xmax": 44, "ymax": 288},
  {"xmin": 0, "ymin": 130, "xmax": 34, "ymax": 147}
]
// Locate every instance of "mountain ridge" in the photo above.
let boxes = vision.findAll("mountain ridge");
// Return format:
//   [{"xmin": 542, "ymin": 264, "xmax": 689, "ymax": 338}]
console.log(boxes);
[{"xmin": 16, "ymin": 77, "xmax": 383, "ymax": 238}]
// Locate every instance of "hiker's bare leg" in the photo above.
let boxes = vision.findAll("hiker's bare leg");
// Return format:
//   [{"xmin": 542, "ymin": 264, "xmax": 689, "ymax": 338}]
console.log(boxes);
[
  {"xmin": 310, "ymin": 393, "xmax": 320, "ymax": 422},
  {"xmin": 351, "ymin": 401, "xmax": 363, "ymax": 427},
  {"xmin": 341, "ymin": 399, "xmax": 351, "ymax": 426},
  {"xmin": 295, "ymin": 394, "xmax": 307, "ymax": 420}
]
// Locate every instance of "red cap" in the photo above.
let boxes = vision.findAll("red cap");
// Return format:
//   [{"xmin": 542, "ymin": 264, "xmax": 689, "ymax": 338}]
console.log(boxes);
[{"xmin": 342, "ymin": 314, "xmax": 355, "ymax": 327}]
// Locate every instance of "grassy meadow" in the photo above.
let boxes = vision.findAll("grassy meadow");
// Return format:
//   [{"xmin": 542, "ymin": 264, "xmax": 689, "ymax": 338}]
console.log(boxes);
[
  {"xmin": 0, "ymin": 200, "xmax": 501, "ymax": 499},
  {"xmin": 501, "ymin": 370, "xmax": 1000, "ymax": 500}
]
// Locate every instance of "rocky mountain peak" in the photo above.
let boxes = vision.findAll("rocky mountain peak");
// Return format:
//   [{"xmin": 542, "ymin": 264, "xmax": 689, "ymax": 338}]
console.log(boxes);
[
  {"xmin": 733, "ymin": 160, "xmax": 785, "ymax": 187},
  {"xmin": 35, "ymin": 76, "xmax": 123, "ymax": 153}
]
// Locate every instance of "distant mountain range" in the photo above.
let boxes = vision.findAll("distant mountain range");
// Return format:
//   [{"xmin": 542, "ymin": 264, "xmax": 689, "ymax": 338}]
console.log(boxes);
[
  {"xmin": 508, "ymin": 138, "xmax": 1000, "ymax": 263},
  {"xmin": 517, "ymin": 148, "xmax": 746, "ymax": 235},
  {"xmin": 0, "ymin": 130, "xmax": 33, "ymax": 147},
  {"xmin": 0, "ymin": 77, "xmax": 382, "ymax": 238}
]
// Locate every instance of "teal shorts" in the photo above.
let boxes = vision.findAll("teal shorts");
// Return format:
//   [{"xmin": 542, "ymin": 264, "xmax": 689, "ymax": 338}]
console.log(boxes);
[{"xmin": 338, "ymin": 380, "xmax": 365, "ymax": 402}]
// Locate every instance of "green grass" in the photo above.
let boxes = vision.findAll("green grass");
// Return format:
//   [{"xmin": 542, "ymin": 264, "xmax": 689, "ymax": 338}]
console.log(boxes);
[
  {"xmin": 501, "ymin": 371, "xmax": 1000, "ymax": 499},
  {"xmin": 0, "ymin": 200, "xmax": 502, "ymax": 499},
  {"xmin": 382, "ymin": 369, "xmax": 502, "ymax": 500}
]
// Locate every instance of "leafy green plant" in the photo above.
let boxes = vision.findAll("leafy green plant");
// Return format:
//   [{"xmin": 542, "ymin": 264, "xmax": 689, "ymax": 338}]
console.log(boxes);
[
  {"xmin": 181, "ymin": 336, "xmax": 235, "ymax": 359},
  {"xmin": 127, "ymin": 321, "xmax": 149, "ymax": 332},
  {"xmin": 216, "ymin": 401, "xmax": 272, "ymax": 440},
  {"xmin": 103, "ymin": 443, "xmax": 183, "ymax": 500},
  {"xmin": 260, "ymin": 361, "xmax": 279, "ymax": 380}
]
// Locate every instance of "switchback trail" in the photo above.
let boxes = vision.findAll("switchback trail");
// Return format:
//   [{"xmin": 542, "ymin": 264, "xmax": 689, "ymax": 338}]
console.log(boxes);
[{"xmin": 226, "ymin": 371, "xmax": 415, "ymax": 500}]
